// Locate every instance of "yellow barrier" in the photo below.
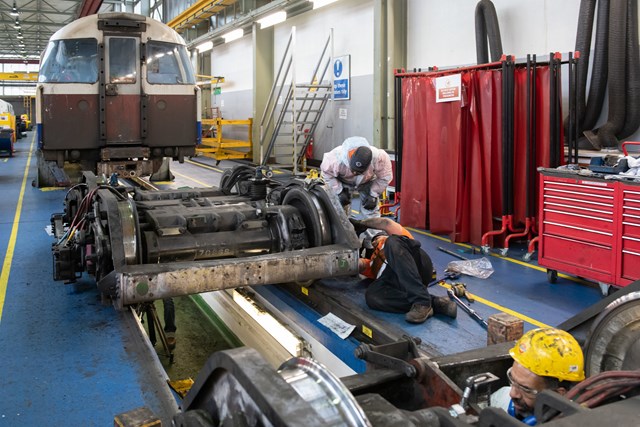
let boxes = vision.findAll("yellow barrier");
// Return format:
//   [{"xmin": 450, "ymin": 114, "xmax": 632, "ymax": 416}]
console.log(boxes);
[{"xmin": 197, "ymin": 118, "xmax": 253, "ymax": 161}]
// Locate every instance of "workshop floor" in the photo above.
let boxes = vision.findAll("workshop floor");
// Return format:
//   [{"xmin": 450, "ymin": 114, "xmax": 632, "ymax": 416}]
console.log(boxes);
[{"xmin": 0, "ymin": 139, "xmax": 604, "ymax": 425}]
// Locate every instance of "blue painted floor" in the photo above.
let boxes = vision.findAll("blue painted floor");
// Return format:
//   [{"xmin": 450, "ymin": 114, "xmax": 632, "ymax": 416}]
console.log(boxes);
[
  {"xmin": 0, "ymin": 146, "xmax": 606, "ymax": 424},
  {"xmin": 0, "ymin": 134, "xmax": 176, "ymax": 426}
]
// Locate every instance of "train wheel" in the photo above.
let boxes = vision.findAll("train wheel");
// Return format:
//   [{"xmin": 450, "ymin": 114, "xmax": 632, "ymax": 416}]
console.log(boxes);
[{"xmin": 584, "ymin": 291, "xmax": 640, "ymax": 375}]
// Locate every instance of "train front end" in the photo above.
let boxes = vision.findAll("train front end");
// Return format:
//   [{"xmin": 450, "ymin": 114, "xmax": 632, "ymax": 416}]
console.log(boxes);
[{"xmin": 36, "ymin": 12, "xmax": 200, "ymax": 180}]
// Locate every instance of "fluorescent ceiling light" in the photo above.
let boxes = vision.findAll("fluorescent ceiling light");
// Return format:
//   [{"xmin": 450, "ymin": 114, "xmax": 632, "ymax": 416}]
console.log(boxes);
[
  {"xmin": 257, "ymin": 11, "xmax": 286, "ymax": 29},
  {"xmin": 10, "ymin": 2, "xmax": 19, "ymax": 16},
  {"xmin": 196, "ymin": 41, "xmax": 213, "ymax": 52},
  {"xmin": 14, "ymin": 19, "xmax": 21, "ymax": 29},
  {"xmin": 222, "ymin": 29, "xmax": 243, "ymax": 43},
  {"xmin": 311, "ymin": 0, "xmax": 339, "ymax": 9}
]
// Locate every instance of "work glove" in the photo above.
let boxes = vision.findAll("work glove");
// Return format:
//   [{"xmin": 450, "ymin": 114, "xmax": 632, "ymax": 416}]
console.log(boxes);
[
  {"xmin": 362, "ymin": 194, "xmax": 378, "ymax": 210},
  {"xmin": 349, "ymin": 218, "xmax": 369, "ymax": 235},
  {"xmin": 338, "ymin": 188, "xmax": 352, "ymax": 206}
]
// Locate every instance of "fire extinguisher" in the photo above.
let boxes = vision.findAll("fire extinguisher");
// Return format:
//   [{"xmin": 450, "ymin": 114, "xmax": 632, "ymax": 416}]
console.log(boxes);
[
  {"xmin": 304, "ymin": 129, "xmax": 314, "ymax": 159},
  {"xmin": 300, "ymin": 128, "xmax": 314, "ymax": 172}
]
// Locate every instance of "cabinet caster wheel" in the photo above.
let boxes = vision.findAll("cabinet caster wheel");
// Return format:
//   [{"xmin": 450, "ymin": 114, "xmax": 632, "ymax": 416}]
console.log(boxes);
[
  {"xmin": 523, "ymin": 252, "xmax": 533, "ymax": 262},
  {"xmin": 480, "ymin": 245, "xmax": 490, "ymax": 255},
  {"xmin": 547, "ymin": 269, "xmax": 558, "ymax": 284},
  {"xmin": 497, "ymin": 248, "xmax": 508, "ymax": 257}
]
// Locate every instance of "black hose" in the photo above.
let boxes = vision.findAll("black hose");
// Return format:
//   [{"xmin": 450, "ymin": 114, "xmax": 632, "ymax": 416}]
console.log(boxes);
[
  {"xmin": 581, "ymin": 0, "xmax": 610, "ymax": 131},
  {"xmin": 572, "ymin": 0, "xmax": 596, "ymax": 133},
  {"xmin": 508, "ymin": 58, "xmax": 515, "ymax": 214},
  {"xmin": 526, "ymin": 55, "xmax": 532, "ymax": 217},
  {"xmin": 595, "ymin": 0, "xmax": 628, "ymax": 149},
  {"xmin": 501, "ymin": 59, "xmax": 508, "ymax": 216},
  {"xmin": 531, "ymin": 55, "xmax": 537, "ymax": 216},
  {"xmin": 394, "ymin": 74, "xmax": 403, "ymax": 193},
  {"xmin": 475, "ymin": 0, "xmax": 504, "ymax": 64},
  {"xmin": 618, "ymin": 0, "xmax": 640, "ymax": 140},
  {"xmin": 568, "ymin": 52, "xmax": 575, "ymax": 162},
  {"xmin": 550, "ymin": 53, "xmax": 558, "ymax": 167}
]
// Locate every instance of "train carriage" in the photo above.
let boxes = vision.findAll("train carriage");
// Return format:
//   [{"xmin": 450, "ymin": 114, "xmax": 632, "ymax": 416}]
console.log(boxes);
[{"xmin": 37, "ymin": 12, "xmax": 201, "ymax": 182}]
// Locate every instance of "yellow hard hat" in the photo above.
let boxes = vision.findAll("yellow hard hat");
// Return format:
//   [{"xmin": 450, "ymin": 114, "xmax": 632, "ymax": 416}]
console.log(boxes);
[{"xmin": 509, "ymin": 328, "xmax": 585, "ymax": 382}]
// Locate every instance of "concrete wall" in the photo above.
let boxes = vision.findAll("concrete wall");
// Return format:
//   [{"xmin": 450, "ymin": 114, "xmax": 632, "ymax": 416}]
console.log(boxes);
[
  {"xmin": 274, "ymin": 0, "xmax": 374, "ymax": 156},
  {"xmin": 407, "ymin": 0, "xmax": 580, "ymax": 69},
  {"xmin": 209, "ymin": 0, "xmax": 375, "ymax": 160},
  {"xmin": 208, "ymin": 0, "xmax": 640, "ymax": 158}
]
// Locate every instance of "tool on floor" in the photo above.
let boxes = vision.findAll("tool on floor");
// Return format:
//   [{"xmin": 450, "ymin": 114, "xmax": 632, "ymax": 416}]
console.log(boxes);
[
  {"xmin": 437, "ymin": 246, "xmax": 468, "ymax": 261},
  {"xmin": 451, "ymin": 283, "xmax": 475, "ymax": 303},
  {"xmin": 447, "ymin": 288, "xmax": 488, "ymax": 329},
  {"xmin": 427, "ymin": 271, "xmax": 461, "ymax": 287}
]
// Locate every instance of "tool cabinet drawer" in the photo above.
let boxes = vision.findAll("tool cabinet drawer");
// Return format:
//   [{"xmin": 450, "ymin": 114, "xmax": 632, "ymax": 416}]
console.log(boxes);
[
  {"xmin": 620, "ymin": 249, "xmax": 640, "ymax": 282},
  {"xmin": 540, "ymin": 234, "xmax": 614, "ymax": 276},
  {"xmin": 542, "ymin": 219, "xmax": 613, "ymax": 247},
  {"xmin": 541, "ymin": 177, "xmax": 615, "ymax": 244},
  {"xmin": 621, "ymin": 189, "xmax": 640, "ymax": 238},
  {"xmin": 543, "ymin": 178, "xmax": 616, "ymax": 199}
]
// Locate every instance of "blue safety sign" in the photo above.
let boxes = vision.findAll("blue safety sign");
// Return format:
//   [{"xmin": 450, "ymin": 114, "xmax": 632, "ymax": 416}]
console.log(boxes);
[{"xmin": 333, "ymin": 55, "xmax": 350, "ymax": 100}]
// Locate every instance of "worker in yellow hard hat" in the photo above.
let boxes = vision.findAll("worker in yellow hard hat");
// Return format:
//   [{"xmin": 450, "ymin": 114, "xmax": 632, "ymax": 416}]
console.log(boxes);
[{"xmin": 491, "ymin": 328, "xmax": 585, "ymax": 425}]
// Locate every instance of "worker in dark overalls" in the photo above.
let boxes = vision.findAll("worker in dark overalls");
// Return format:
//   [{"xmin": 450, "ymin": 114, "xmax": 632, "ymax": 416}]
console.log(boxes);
[{"xmin": 352, "ymin": 217, "xmax": 457, "ymax": 324}]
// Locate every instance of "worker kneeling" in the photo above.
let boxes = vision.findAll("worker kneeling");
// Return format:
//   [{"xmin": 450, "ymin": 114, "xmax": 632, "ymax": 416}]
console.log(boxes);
[
  {"xmin": 491, "ymin": 328, "xmax": 585, "ymax": 425},
  {"xmin": 354, "ymin": 217, "xmax": 456, "ymax": 324},
  {"xmin": 320, "ymin": 136, "xmax": 392, "ymax": 219}
]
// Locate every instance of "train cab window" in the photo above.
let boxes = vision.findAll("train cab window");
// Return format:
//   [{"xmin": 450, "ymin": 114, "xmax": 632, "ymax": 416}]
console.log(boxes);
[
  {"xmin": 146, "ymin": 41, "xmax": 196, "ymax": 85},
  {"xmin": 109, "ymin": 38, "xmax": 137, "ymax": 84},
  {"xmin": 39, "ymin": 38, "xmax": 98, "ymax": 83}
]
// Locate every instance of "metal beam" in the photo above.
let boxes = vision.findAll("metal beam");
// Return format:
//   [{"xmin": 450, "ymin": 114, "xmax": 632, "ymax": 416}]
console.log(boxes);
[
  {"xmin": 373, "ymin": 0, "xmax": 406, "ymax": 151},
  {"xmin": 167, "ymin": 0, "xmax": 238, "ymax": 32},
  {"xmin": 0, "ymin": 72, "xmax": 39, "ymax": 81},
  {"xmin": 77, "ymin": 0, "xmax": 104, "ymax": 18}
]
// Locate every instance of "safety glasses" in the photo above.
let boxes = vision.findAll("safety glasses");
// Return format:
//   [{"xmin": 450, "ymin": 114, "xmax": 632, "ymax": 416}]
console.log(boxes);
[{"xmin": 506, "ymin": 367, "xmax": 539, "ymax": 397}]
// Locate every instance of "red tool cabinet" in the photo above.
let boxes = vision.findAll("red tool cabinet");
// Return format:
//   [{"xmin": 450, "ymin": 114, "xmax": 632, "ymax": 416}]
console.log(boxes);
[{"xmin": 538, "ymin": 170, "xmax": 640, "ymax": 288}]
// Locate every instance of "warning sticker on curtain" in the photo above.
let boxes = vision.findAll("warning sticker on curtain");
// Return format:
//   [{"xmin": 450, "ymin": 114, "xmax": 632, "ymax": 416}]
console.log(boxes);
[{"xmin": 435, "ymin": 74, "xmax": 461, "ymax": 103}]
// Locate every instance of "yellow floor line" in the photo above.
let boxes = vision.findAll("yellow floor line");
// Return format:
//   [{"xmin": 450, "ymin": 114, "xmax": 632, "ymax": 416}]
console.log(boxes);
[
  {"xmin": 0, "ymin": 134, "xmax": 35, "ymax": 324},
  {"xmin": 39, "ymin": 187, "xmax": 65, "ymax": 192},
  {"xmin": 172, "ymin": 170, "xmax": 212, "ymax": 187},
  {"xmin": 438, "ymin": 282, "xmax": 550, "ymax": 329},
  {"xmin": 407, "ymin": 227, "xmax": 592, "ymax": 286}
]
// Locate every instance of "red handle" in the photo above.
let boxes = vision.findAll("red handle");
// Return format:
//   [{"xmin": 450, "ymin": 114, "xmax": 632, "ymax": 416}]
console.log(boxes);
[{"xmin": 621, "ymin": 141, "xmax": 640, "ymax": 156}]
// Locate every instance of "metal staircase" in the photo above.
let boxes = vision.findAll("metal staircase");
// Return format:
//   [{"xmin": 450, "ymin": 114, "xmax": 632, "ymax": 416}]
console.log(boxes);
[{"xmin": 259, "ymin": 27, "xmax": 333, "ymax": 174}]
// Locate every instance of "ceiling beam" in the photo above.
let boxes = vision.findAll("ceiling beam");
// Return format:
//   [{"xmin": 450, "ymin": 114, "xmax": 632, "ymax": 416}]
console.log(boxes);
[{"xmin": 77, "ymin": 0, "xmax": 104, "ymax": 18}]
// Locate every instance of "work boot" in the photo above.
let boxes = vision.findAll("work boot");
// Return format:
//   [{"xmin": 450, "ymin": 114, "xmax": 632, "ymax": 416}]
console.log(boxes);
[
  {"xmin": 405, "ymin": 304, "xmax": 434, "ymax": 324},
  {"xmin": 432, "ymin": 296, "xmax": 457, "ymax": 318}
]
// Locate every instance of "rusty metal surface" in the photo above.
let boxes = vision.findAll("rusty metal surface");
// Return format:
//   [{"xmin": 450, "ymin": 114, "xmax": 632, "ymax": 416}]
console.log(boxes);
[
  {"xmin": 116, "ymin": 244, "xmax": 358, "ymax": 307},
  {"xmin": 431, "ymin": 342, "xmax": 513, "ymax": 391},
  {"xmin": 411, "ymin": 357, "xmax": 464, "ymax": 409},
  {"xmin": 146, "ymin": 94, "xmax": 197, "ymax": 147},
  {"xmin": 105, "ymin": 94, "xmax": 141, "ymax": 143},
  {"xmin": 41, "ymin": 94, "xmax": 100, "ymax": 150},
  {"xmin": 97, "ymin": 159, "xmax": 154, "ymax": 178},
  {"xmin": 101, "ymin": 146, "xmax": 151, "ymax": 160}
]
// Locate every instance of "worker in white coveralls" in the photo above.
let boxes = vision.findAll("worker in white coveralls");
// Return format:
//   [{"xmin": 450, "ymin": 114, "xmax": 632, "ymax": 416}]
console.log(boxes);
[{"xmin": 320, "ymin": 136, "xmax": 393, "ymax": 220}]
